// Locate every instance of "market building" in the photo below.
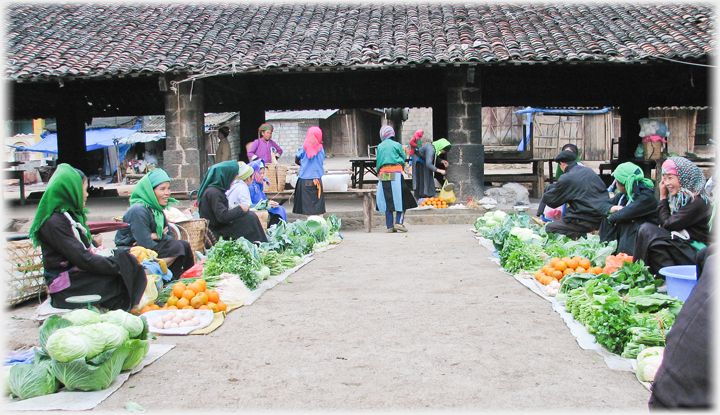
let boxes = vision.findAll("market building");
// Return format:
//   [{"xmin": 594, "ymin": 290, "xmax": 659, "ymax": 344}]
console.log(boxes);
[{"xmin": 5, "ymin": 4, "xmax": 713, "ymax": 198}]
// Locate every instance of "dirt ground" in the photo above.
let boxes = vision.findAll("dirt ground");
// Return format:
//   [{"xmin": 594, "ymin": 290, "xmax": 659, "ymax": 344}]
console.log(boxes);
[{"xmin": 4, "ymin": 223, "xmax": 652, "ymax": 412}]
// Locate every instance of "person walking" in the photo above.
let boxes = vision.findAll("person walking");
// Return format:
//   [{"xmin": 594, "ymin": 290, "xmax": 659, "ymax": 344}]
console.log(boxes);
[{"xmin": 375, "ymin": 125, "xmax": 417, "ymax": 232}]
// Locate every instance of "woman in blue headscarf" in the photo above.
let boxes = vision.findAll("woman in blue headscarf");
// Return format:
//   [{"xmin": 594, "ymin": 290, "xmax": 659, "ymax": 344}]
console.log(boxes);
[
  {"xmin": 115, "ymin": 168, "xmax": 195, "ymax": 280},
  {"xmin": 248, "ymin": 158, "xmax": 287, "ymax": 228}
]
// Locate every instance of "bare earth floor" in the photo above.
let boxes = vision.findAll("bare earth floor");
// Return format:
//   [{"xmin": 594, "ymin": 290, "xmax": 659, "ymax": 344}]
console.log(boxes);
[{"xmin": 5, "ymin": 224, "xmax": 651, "ymax": 412}]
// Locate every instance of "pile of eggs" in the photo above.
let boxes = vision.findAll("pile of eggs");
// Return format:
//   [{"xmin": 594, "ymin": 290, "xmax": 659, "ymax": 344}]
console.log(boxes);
[{"xmin": 152, "ymin": 310, "xmax": 201, "ymax": 330}]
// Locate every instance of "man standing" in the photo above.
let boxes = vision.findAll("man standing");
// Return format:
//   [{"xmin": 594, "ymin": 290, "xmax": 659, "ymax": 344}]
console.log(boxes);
[
  {"xmin": 214, "ymin": 126, "xmax": 233, "ymax": 163},
  {"xmin": 540, "ymin": 149, "xmax": 608, "ymax": 239}
]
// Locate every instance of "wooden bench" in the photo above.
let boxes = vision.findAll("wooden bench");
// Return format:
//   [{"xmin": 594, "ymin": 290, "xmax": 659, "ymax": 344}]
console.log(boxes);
[
  {"xmin": 483, "ymin": 158, "xmax": 555, "ymax": 198},
  {"xmin": 265, "ymin": 189, "xmax": 377, "ymax": 232}
]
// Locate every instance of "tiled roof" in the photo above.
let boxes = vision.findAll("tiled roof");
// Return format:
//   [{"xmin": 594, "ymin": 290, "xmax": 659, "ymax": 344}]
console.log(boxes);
[
  {"xmin": 6, "ymin": 4, "xmax": 714, "ymax": 81},
  {"xmin": 139, "ymin": 112, "xmax": 237, "ymax": 132},
  {"xmin": 266, "ymin": 110, "xmax": 339, "ymax": 120},
  {"xmin": 44, "ymin": 116, "xmax": 138, "ymax": 132}
]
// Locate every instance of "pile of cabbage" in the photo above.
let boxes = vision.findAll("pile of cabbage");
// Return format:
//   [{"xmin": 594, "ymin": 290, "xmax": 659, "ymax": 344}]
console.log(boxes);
[{"xmin": 6, "ymin": 309, "xmax": 149, "ymax": 400}]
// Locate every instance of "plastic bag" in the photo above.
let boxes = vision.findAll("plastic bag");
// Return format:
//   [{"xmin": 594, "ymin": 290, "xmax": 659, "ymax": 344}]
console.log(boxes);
[
  {"xmin": 131, "ymin": 274, "xmax": 161, "ymax": 313},
  {"xmin": 179, "ymin": 262, "xmax": 204, "ymax": 279},
  {"xmin": 603, "ymin": 253, "xmax": 633, "ymax": 275},
  {"xmin": 439, "ymin": 180, "xmax": 456, "ymax": 204}
]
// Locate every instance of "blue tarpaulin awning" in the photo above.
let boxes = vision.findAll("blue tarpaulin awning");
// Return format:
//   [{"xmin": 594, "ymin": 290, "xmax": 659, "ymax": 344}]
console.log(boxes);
[{"xmin": 7, "ymin": 127, "xmax": 140, "ymax": 154}]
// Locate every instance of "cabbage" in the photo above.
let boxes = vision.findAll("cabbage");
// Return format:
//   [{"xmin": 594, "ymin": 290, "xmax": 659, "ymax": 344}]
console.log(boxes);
[
  {"xmin": 636, "ymin": 354, "xmax": 664, "ymax": 382},
  {"xmin": 493, "ymin": 210, "xmax": 507, "ymax": 221},
  {"xmin": 45, "ymin": 327, "xmax": 90, "ymax": 363},
  {"xmin": 38, "ymin": 315, "xmax": 73, "ymax": 353},
  {"xmin": 306, "ymin": 215, "xmax": 327, "ymax": 227},
  {"xmin": 50, "ymin": 343, "xmax": 131, "ymax": 391},
  {"xmin": 79, "ymin": 324, "xmax": 110, "ymax": 359},
  {"xmin": 62, "ymin": 309, "xmax": 103, "ymax": 326},
  {"xmin": 94, "ymin": 322, "xmax": 129, "ymax": 351},
  {"xmin": 121, "ymin": 339, "xmax": 149, "ymax": 371},
  {"xmin": 8, "ymin": 360, "xmax": 59, "ymax": 400},
  {"xmin": 637, "ymin": 346, "xmax": 665, "ymax": 363},
  {"xmin": 102, "ymin": 310, "xmax": 145, "ymax": 338}
]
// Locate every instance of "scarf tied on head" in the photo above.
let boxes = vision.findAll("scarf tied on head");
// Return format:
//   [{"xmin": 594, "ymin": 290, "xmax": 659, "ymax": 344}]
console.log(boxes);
[
  {"xmin": 197, "ymin": 160, "xmax": 240, "ymax": 206},
  {"xmin": 432, "ymin": 138, "xmax": 452, "ymax": 156},
  {"xmin": 28, "ymin": 163, "xmax": 93, "ymax": 247},
  {"xmin": 258, "ymin": 123, "xmax": 273, "ymax": 137},
  {"xmin": 612, "ymin": 162, "xmax": 654, "ymax": 202},
  {"xmin": 662, "ymin": 157, "xmax": 708, "ymax": 213},
  {"xmin": 130, "ymin": 169, "xmax": 177, "ymax": 236},
  {"xmin": 303, "ymin": 126, "xmax": 323, "ymax": 159},
  {"xmin": 380, "ymin": 125, "xmax": 395, "ymax": 141},
  {"xmin": 249, "ymin": 159, "xmax": 267, "ymax": 185},
  {"xmin": 413, "ymin": 130, "xmax": 424, "ymax": 141}
]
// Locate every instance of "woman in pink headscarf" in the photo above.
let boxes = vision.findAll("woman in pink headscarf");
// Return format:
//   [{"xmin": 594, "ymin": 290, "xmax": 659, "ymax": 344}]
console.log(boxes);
[{"xmin": 293, "ymin": 126, "xmax": 326, "ymax": 216}]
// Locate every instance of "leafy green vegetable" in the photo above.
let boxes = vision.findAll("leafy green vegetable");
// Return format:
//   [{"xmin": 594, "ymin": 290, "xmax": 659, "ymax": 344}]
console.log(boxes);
[
  {"xmin": 50, "ymin": 344, "xmax": 132, "ymax": 391},
  {"xmin": 121, "ymin": 339, "xmax": 149, "ymax": 371},
  {"xmin": 592, "ymin": 292, "xmax": 633, "ymax": 354},
  {"xmin": 61, "ymin": 309, "xmax": 103, "ymax": 326},
  {"xmin": 8, "ymin": 360, "xmax": 59, "ymax": 400},
  {"xmin": 45, "ymin": 327, "xmax": 91, "ymax": 363},
  {"xmin": 102, "ymin": 310, "xmax": 145, "ymax": 339},
  {"xmin": 204, "ymin": 238, "xmax": 259, "ymax": 289},
  {"xmin": 39, "ymin": 315, "xmax": 73, "ymax": 353},
  {"xmin": 499, "ymin": 235, "xmax": 544, "ymax": 274}
]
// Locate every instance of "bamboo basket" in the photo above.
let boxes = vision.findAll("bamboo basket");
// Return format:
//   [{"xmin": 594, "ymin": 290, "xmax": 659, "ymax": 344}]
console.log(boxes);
[
  {"xmin": 173, "ymin": 218, "xmax": 209, "ymax": 255},
  {"xmin": 264, "ymin": 163, "xmax": 288, "ymax": 192},
  {"xmin": 6, "ymin": 240, "xmax": 46, "ymax": 306},
  {"xmin": 253, "ymin": 210, "xmax": 269, "ymax": 234}
]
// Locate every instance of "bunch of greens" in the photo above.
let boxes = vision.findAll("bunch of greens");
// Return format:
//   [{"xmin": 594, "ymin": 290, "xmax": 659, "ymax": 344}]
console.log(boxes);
[
  {"xmin": 499, "ymin": 235, "xmax": 544, "ymax": 274},
  {"xmin": 607, "ymin": 259, "xmax": 660, "ymax": 292},
  {"xmin": 251, "ymin": 199, "xmax": 270, "ymax": 210},
  {"xmin": 541, "ymin": 233, "xmax": 616, "ymax": 267},
  {"xmin": 203, "ymin": 238, "xmax": 260, "ymax": 289},
  {"xmin": 621, "ymin": 308, "xmax": 678, "ymax": 358},
  {"xmin": 478, "ymin": 212, "xmax": 537, "ymax": 251},
  {"xmin": 261, "ymin": 250, "xmax": 304, "ymax": 275}
]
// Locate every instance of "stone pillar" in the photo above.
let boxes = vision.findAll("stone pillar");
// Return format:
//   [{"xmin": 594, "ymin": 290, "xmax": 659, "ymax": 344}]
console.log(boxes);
[
  {"xmin": 444, "ymin": 67, "xmax": 484, "ymax": 200},
  {"xmin": 163, "ymin": 76, "xmax": 207, "ymax": 193},
  {"xmin": 56, "ymin": 84, "xmax": 91, "ymax": 173},
  {"xmin": 238, "ymin": 106, "xmax": 266, "ymax": 163}
]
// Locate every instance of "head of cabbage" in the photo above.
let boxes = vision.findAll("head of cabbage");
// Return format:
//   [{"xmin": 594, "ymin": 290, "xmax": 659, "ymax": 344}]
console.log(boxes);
[
  {"xmin": 61, "ymin": 309, "xmax": 103, "ymax": 326},
  {"xmin": 101, "ymin": 310, "xmax": 145, "ymax": 339},
  {"xmin": 7, "ymin": 360, "xmax": 59, "ymax": 400}
]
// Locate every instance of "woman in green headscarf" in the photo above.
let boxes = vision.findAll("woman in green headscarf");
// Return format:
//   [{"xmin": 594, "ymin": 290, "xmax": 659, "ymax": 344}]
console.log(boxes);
[
  {"xmin": 29, "ymin": 164, "xmax": 146, "ymax": 311},
  {"xmin": 412, "ymin": 138, "xmax": 451, "ymax": 199},
  {"xmin": 197, "ymin": 160, "xmax": 268, "ymax": 243},
  {"xmin": 598, "ymin": 161, "xmax": 659, "ymax": 255},
  {"xmin": 115, "ymin": 168, "xmax": 194, "ymax": 280}
]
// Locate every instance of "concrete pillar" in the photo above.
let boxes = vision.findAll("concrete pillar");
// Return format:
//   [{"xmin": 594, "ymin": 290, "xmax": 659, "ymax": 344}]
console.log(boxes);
[
  {"xmin": 163, "ymin": 76, "xmax": 207, "ymax": 193},
  {"xmin": 238, "ymin": 107, "xmax": 266, "ymax": 163},
  {"xmin": 444, "ymin": 67, "xmax": 484, "ymax": 200},
  {"xmin": 56, "ymin": 84, "xmax": 91, "ymax": 172}
]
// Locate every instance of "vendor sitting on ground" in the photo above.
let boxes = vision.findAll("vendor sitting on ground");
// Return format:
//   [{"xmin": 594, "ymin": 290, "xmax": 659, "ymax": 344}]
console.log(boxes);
[
  {"xmin": 536, "ymin": 143, "xmax": 584, "ymax": 222},
  {"xmin": 247, "ymin": 158, "xmax": 287, "ymax": 228},
  {"xmin": 115, "ymin": 169, "xmax": 194, "ymax": 280},
  {"xmin": 197, "ymin": 160, "xmax": 268, "ymax": 244},
  {"xmin": 633, "ymin": 157, "xmax": 712, "ymax": 277},
  {"xmin": 598, "ymin": 162, "xmax": 659, "ymax": 256},
  {"xmin": 225, "ymin": 162, "xmax": 255, "ymax": 211},
  {"xmin": 539, "ymin": 149, "xmax": 608, "ymax": 240},
  {"xmin": 29, "ymin": 163, "xmax": 146, "ymax": 311}
]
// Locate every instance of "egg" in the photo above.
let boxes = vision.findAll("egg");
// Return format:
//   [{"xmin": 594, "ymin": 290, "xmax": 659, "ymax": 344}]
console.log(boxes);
[
  {"xmin": 190, "ymin": 317, "xmax": 200, "ymax": 326},
  {"xmin": 181, "ymin": 312, "xmax": 193, "ymax": 321},
  {"xmin": 167, "ymin": 311, "xmax": 176, "ymax": 319},
  {"xmin": 184, "ymin": 310, "xmax": 195, "ymax": 319},
  {"xmin": 169, "ymin": 322, "xmax": 179, "ymax": 328},
  {"xmin": 171, "ymin": 316, "xmax": 183, "ymax": 324},
  {"xmin": 163, "ymin": 320, "xmax": 172, "ymax": 329},
  {"xmin": 154, "ymin": 319, "xmax": 164, "ymax": 329},
  {"xmin": 161, "ymin": 314, "xmax": 173, "ymax": 323}
]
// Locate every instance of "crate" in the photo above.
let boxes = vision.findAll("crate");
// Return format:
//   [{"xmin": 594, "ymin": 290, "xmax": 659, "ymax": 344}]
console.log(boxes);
[
  {"xmin": 265, "ymin": 163, "xmax": 288, "ymax": 192},
  {"xmin": 5, "ymin": 240, "xmax": 46, "ymax": 306}
]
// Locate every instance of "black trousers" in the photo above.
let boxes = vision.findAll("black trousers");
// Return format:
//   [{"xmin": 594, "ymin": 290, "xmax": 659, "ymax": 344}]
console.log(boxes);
[{"xmin": 545, "ymin": 218, "xmax": 600, "ymax": 240}]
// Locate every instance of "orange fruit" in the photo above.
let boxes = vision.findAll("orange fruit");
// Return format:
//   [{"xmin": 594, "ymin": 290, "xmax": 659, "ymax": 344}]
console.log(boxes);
[
  {"xmin": 182, "ymin": 289, "xmax": 195, "ymax": 301},
  {"xmin": 195, "ymin": 279, "xmax": 207, "ymax": 292},
  {"xmin": 172, "ymin": 282, "xmax": 186, "ymax": 299},
  {"xmin": 187, "ymin": 282, "xmax": 203, "ymax": 295},
  {"xmin": 166, "ymin": 295, "xmax": 179, "ymax": 307},
  {"xmin": 207, "ymin": 290, "xmax": 220, "ymax": 304},
  {"xmin": 546, "ymin": 267, "xmax": 555, "ymax": 275},
  {"xmin": 575, "ymin": 266, "xmax": 586, "ymax": 273},
  {"xmin": 592, "ymin": 266, "xmax": 604, "ymax": 275},
  {"xmin": 190, "ymin": 296, "xmax": 204, "ymax": 309},
  {"xmin": 168, "ymin": 305, "xmax": 178, "ymax": 310},
  {"xmin": 217, "ymin": 301, "xmax": 227, "ymax": 312},
  {"xmin": 207, "ymin": 302, "xmax": 219, "ymax": 313},
  {"xmin": 550, "ymin": 257, "xmax": 560, "ymax": 266},
  {"xmin": 194, "ymin": 291, "xmax": 209, "ymax": 305},
  {"xmin": 183, "ymin": 306, "xmax": 194, "ymax": 310},
  {"xmin": 199, "ymin": 305, "xmax": 211, "ymax": 310},
  {"xmin": 554, "ymin": 261, "xmax": 567, "ymax": 272},
  {"xmin": 563, "ymin": 268, "xmax": 575, "ymax": 276},
  {"xmin": 578, "ymin": 259, "xmax": 592, "ymax": 270},
  {"xmin": 563, "ymin": 257, "xmax": 577, "ymax": 269},
  {"xmin": 140, "ymin": 305, "xmax": 153, "ymax": 314},
  {"xmin": 542, "ymin": 265, "xmax": 551, "ymax": 274},
  {"xmin": 151, "ymin": 304, "xmax": 160, "ymax": 310},
  {"xmin": 176, "ymin": 297, "xmax": 190, "ymax": 309},
  {"xmin": 552, "ymin": 270, "xmax": 563, "ymax": 279}
]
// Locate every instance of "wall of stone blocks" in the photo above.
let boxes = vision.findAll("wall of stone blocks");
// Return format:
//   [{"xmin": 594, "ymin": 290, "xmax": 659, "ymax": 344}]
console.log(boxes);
[
  {"xmin": 400, "ymin": 107, "xmax": 434, "ymax": 145},
  {"xmin": 268, "ymin": 119, "xmax": 320, "ymax": 158}
]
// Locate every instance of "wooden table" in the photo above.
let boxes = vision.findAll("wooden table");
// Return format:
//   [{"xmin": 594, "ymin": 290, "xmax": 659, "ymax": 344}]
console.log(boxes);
[
  {"xmin": 266, "ymin": 189, "xmax": 377, "ymax": 232},
  {"xmin": 4, "ymin": 168, "xmax": 26, "ymax": 205},
  {"xmin": 349, "ymin": 158, "xmax": 378, "ymax": 189},
  {"xmin": 482, "ymin": 158, "xmax": 554, "ymax": 198}
]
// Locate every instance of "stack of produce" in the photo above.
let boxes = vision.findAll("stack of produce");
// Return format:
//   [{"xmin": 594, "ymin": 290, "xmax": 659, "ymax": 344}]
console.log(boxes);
[
  {"xmin": 6, "ymin": 309, "xmax": 149, "ymax": 400},
  {"xmin": 154, "ymin": 277, "xmax": 226, "ymax": 313},
  {"xmin": 419, "ymin": 197, "xmax": 449, "ymax": 208}
]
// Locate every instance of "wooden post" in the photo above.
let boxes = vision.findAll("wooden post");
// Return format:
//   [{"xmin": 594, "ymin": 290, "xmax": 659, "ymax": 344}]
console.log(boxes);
[{"xmin": 363, "ymin": 192, "xmax": 374, "ymax": 232}]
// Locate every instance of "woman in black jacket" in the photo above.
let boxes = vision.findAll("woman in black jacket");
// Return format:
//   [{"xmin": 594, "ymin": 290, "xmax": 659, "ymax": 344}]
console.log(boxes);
[
  {"xmin": 598, "ymin": 162, "xmax": 659, "ymax": 256},
  {"xmin": 115, "ymin": 168, "xmax": 194, "ymax": 280}
]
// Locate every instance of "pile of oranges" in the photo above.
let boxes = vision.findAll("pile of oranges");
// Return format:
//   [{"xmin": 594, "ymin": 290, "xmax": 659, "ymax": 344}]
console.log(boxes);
[
  {"xmin": 420, "ymin": 197, "xmax": 449, "ymax": 208},
  {"xmin": 140, "ymin": 278, "xmax": 227, "ymax": 314},
  {"xmin": 534, "ymin": 256, "xmax": 604, "ymax": 285}
]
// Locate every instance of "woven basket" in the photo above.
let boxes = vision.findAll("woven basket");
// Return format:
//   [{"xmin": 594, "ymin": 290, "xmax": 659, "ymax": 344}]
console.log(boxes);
[
  {"xmin": 6, "ymin": 240, "xmax": 46, "ymax": 306},
  {"xmin": 253, "ymin": 210, "xmax": 269, "ymax": 234},
  {"xmin": 265, "ymin": 163, "xmax": 288, "ymax": 192},
  {"xmin": 643, "ymin": 141, "xmax": 664, "ymax": 160},
  {"xmin": 173, "ymin": 218, "xmax": 209, "ymax": 255}
]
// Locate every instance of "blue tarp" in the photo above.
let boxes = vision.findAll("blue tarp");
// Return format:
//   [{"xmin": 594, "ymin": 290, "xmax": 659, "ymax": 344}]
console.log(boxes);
[
  {"xmin": 7, "ymin": 128, "xmax": 140, "ymax": 154},
  {"xmin": 515, "ymin": 107, "xmax": 612, "ymax": 151}
]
